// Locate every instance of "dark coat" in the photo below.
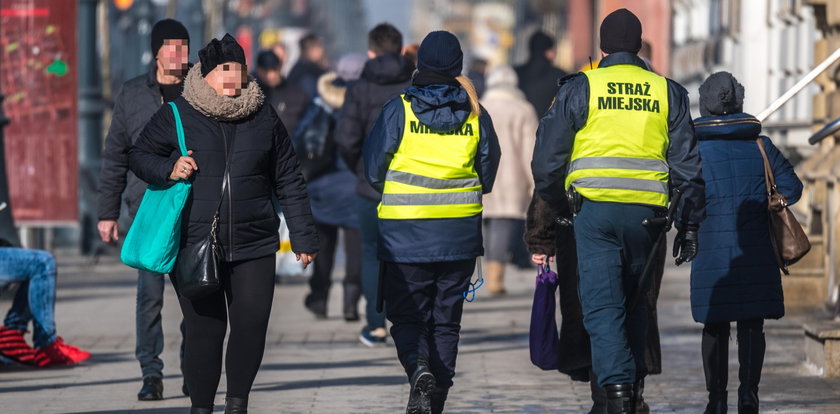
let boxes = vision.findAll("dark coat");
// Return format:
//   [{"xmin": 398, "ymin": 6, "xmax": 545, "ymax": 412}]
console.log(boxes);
[
  {"xmin": 258, "ymin": 78, "xmax": 311, "ymax": 136},
  {"xmin": 364, "ymin": 84, "xmax": 501, "ymax": 263},
  {"xmin": 128, "ymin": 81, "xmax": 319, "ymax": 262},
  {"xmin": 336, "ymin": 53, "xmax": 415, "ymax": 201},
  {"xmin": 691, "ymin": 113, "xmax": 803, "ymax": 324},
  {"xmin": 514, "ymin": 55, "xmax": 566, "ymax": 117},
  {"xmin": 531, "ymin": 52, "xmax": 706, "ymax": 229},
  {"xmin": 287, "ymin": 59, "xmax": 326, "ymax": 99},
  {"xmin": 98, "ymin": 67, "xmax": 168, "ymax": 221}
]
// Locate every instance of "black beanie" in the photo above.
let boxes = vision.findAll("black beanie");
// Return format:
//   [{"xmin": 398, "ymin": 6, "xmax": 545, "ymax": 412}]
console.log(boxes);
[
  {"xmin": 699, "ymin": 71, "xmax": 745, "ymax": 117},
  {"xmin": 529, "ymin": 31, "xmax": 555, "ymax": 54},
  {"xmin": 151, "ymin": 19, "xmax": 190, "ymax": 58},
  {"xmin": 417, "ymin": 31, "xmax": 464, "ymax": 78},
  {"xmin": 199, "ymin": 34, "xmax": 247, "ymax": 77},
  {"xmin": 256, "ymin": 50, "xmax": 281, "ymax": 69},
  {"xmin": 600, "ymin": 9, "xmax": 643, "ymax": 54}
]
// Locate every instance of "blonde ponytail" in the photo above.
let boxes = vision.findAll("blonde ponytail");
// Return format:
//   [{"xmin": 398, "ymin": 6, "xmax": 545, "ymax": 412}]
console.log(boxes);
[{"xmin": 456, "ymin": 75, "xmax": 481, "ymax": 116}]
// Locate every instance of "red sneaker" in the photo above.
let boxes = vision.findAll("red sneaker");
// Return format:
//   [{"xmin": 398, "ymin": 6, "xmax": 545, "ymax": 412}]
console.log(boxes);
[
  {"xmin": 0, "ymin": 326, "xmax": 37, "ymax": 365},
  {"xmin": 33, "ymin": 337, "xmax": 91, "ymax": 367}
]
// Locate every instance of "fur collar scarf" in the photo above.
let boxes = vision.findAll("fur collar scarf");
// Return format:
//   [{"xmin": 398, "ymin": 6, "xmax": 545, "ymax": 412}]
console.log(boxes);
[
  {"xmin": 317, "ymin": 72, "xmax": 346, "ymax": 110},
  {"xmin": 183, "ymin": 63, "xmax": 264, "ymax": 121}
]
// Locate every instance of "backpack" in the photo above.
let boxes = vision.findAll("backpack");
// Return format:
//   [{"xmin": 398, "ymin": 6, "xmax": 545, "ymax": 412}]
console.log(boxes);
[{"xmin": 292, "ymin": 97, "xmax": 337, "ymax": 181}]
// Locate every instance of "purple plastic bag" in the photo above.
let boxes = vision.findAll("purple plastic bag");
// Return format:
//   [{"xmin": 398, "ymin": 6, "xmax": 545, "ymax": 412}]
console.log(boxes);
[{"xmin": 529, "ymin": 264, "xmax": 561, "ymax": 370}]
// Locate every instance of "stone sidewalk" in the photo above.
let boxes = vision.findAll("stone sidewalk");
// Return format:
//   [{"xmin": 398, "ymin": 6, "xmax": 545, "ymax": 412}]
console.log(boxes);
[{"xmin": 1, "ymin": 251, "xmax": 839, "ymax": 413}]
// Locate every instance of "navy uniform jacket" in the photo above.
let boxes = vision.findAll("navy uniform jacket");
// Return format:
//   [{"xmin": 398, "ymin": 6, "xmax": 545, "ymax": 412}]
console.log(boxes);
[{"xmin": 531, "ymin": 52, "xmax": 705, "ymax": 228}]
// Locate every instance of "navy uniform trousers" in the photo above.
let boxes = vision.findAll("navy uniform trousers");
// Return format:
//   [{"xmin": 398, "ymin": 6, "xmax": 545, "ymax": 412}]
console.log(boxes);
[
  {"xmin": 383, "ymin": 259, "xmax": 475, "ymax": 389},
  {"xmin": 574, "ymin": 200, "xmax": 659, "ymax": 387}
]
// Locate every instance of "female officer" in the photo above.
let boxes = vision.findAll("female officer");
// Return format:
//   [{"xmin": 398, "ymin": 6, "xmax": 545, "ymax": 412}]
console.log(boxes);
[{"xmin": 363, "ymin": 31, "xmax": 501, "ymax": 414}]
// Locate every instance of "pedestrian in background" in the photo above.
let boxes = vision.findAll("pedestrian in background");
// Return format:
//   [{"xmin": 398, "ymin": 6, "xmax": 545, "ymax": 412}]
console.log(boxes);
[
  {"xmin": 96, "ymin": 18, "xmax": 190, "ymax": 401},
  {"xmin": 295, "ymin": 53, "xmax": 367, "ymax": 321},
  {"xmin": 691, "ymin": 72, "xmax": 803, "ymax": 414},
  {"xmin": 364, "ymin": 31, "xmax": 501, "ymax": 414},
  {"xmin": 480, "ymin": 65, "xmax": 538, "ymax": 296},
  {"xmin": 129, "ymin": 34, "xmax": 319, "ymax": 414},
  {"xmin": 514, "ymin": 30, "xmax": 567, "ymax": 116},
  {"xmin": 254, "ymin": 50, "xmax": 311, "ymax": 136},
  {"xmin": 288, "ymin": 33, "xmax": 328, "ymax": 99},
  {"xmin": 336, "ymin": 22, "xmax": 415, "ymax": 347},
  {"xmin": 532, "ymin": 9, "xmax": 705, "ymax": 414}
]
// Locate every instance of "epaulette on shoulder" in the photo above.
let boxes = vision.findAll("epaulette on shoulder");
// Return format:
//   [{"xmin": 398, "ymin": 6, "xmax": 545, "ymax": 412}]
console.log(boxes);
[{"xmin": 557, "ymin": 73, "xmax": 585, "ymax": 88}]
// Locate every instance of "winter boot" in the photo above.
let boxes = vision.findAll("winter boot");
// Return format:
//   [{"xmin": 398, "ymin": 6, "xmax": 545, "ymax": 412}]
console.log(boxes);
[
  {"xmin": 604, "ymin": 383, "xmax": 635, "ymax": 414},
  {"xmin": 737, "ymin": 320, "xmax": 765, "ymax": 414},
  {"xmin": 343, "ymin": 283, "xmax": 361, "ymax": 322},
  {"xmin": 406, "ymin": 358, "xmax": 435, "ymax": 414},
  {"xmin": 485, "ymin": 261, "xmax": 506, "ymax": 296},
  {"xmin": 430, "ymin": 386, "xmax": 449, "ymax": 414},
  {"xmin": 588, "ymin": 369, "xmax": 607, "ymax": 414},
  {"xmin": 225, "ymin": 396, "xmax": 248, "ymax": 414},
  {"xmin": 702, "ymin": 323, "xmax": 729, "ymax": 414}
]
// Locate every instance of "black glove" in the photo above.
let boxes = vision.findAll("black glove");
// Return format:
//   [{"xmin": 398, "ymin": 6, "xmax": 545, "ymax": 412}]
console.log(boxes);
[{"xmin": 673, "ymin": 225, "xmax": 699, "ymax": 266}]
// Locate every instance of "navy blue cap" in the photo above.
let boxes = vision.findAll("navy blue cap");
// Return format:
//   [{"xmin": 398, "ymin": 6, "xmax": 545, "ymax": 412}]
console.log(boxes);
[{"xmin": 417, "ymin": 31, "xmax": 463, "ymax": 78}]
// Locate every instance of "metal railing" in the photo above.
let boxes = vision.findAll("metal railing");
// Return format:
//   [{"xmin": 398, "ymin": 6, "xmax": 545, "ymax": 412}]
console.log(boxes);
[{"xmin": 808, "ymin": 117, "xmax": 840, "ymax": 145}]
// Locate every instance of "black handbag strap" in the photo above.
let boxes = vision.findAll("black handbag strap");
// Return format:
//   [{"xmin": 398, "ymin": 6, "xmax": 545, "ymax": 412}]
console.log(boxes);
[{"xmin": 210, "ymin": 126, "xmax": 235, "ymax": 238}]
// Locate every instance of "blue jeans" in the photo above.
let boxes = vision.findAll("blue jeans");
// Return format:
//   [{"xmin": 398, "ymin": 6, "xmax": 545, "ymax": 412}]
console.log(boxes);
[
  {"xmin": 136, "ymin": 269, "xmax": 185, "ymax": 379},
  {"xmin": 574, "ymin": 201, "xmax": 656, "ymax": 387},
  {"xmin": 0, "ymin": 248, "xmax": 57, "ymax": 349},
  {"xmin": 356, "ymin": 196, "xmax": 386, "ymax": 330}
]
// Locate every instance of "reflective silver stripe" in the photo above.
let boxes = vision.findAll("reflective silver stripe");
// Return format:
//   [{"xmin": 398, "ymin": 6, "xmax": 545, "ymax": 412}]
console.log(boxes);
[
  {"xmin": 385, "ymin": 170, "xmax": 481, "ymax": 189},
  {"xmin": 568, "ymin": 157, "xmax": 669, "ymax": 173},
  {"xmin": 381, "ymin": 191, "xmax": 483, "ymax": 206},
  {"xmin": 572, "ymin": 177, "xmax": 668, "ymax": 194}
]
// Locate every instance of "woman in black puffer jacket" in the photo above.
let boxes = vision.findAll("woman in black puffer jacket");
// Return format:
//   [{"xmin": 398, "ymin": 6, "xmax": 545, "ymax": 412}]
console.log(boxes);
[{"xmin": 129, "ymin": 34, "xmax": 319, "ymax": 414}]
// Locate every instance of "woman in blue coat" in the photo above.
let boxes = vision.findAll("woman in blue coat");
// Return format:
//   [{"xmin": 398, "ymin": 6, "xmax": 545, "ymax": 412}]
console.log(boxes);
[{"xmin": 691, "ymin": 72, "xmax": 803, "ymax": 414}]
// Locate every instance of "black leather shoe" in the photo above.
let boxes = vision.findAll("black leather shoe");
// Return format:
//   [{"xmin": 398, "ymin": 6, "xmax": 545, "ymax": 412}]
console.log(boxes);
[
  {"xmin": 182, "ymin": 381, "xmax": 190, "ymax": 397},
  {"xmin": 406, "ymin": 365, "xmax": 435, "ymax": 414},
  {"xmin": 190, "ymin": 408, "xmax": 212, "ymax": 414},
  {"xmin": 137, "ymin": 376, "xmax": 163, "ymax": 401},
  {"xmin": 225, "ymin": 396, "xmax": 248, "ymax": 414},
  {"xmin": 304, "ymin": 295, "xmax": 327, "ymax": 319},
  {"xmin": 605, "ymin": 383, "xmax": 635, "ymax": 414}
]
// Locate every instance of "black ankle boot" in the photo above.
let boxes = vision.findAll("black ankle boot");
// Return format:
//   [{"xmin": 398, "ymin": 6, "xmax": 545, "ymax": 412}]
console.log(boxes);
[
  {"xmin": 406, "ymin": 359, "xmax": 435, "ymax": 414},
  {"xmin": 588, "ymin": 369, "xmax": 607, "ymax": 414},
  {"xmin": 605, "ymin": 383, "xmax": 635, "ymax": 414},
  {"xmin": 737, "ymin": 320, "xmax": 764, "ymax": 414},
  {"xmin": 190, "ymin": 408, "xmax": 212, "ymax": 414},
  {"xmin": 430, "ymin": 386, "xmax": 448, "ymax": 414},
  {"xmin": 703, "ymin": 323, "xmax": 730, "ymax": 414},
  {"xmin": 225, "ymin": 396, "xmax": 248, "ymax": 414},
  {"xmin": 343, "ymin": 283, "xmax": 361, "ymax": 321},
  {"xmin": 635, "ymin": 380, "xmax": 649, "ymax": 414}
]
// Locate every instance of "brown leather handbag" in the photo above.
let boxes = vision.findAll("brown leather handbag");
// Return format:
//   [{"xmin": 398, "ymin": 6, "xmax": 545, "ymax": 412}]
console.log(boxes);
[{"xmin": 756, "ymin": 138, "xmax": 810, "ymax": 274}]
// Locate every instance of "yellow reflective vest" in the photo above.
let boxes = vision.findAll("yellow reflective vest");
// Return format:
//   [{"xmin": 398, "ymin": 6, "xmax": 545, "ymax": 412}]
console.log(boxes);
[
  {"xmin": 565, "ymin": 64, "xmax": 671, "ymax": 207},
  {"xmin": 377, "ymin": 95, "xmax": 483, "ymax": 220}
]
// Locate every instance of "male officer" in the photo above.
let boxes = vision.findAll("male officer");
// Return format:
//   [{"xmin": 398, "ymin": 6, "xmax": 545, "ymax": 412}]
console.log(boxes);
[{"xmin": 532, "ymin": 9, "xmax": 704, "ymax": 414}]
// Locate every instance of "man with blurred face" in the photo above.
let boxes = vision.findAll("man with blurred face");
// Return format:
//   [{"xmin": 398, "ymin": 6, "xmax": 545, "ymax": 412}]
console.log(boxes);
[
  {"xmin": 97, "ymin": 19, "xmax": 190, "ymax": 402},
  {"xmin": 254, "ymin": 50, "xmax": 310, "ymax": 134},
  {"xmin": 288, "ymin": 33, "xmax": 328, "ymax": 98}
]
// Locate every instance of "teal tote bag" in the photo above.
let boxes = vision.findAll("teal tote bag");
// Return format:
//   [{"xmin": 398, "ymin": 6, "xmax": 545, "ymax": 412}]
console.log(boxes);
[{"xmin": 120, "ymin": 102, "xmax": 192, "ymax": 274}]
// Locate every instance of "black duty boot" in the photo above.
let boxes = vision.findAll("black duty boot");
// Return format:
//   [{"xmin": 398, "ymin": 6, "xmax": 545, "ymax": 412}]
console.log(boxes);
[
  {"xmin": 737, "ymin": 320, "xmax": 765, "ymax": 414},
  {"xmin": 702, "ymin": 323, "xmax": 730, "ymax": 414},
  {"xmin": 430, "ymin": 386, "xmax": 449, "ymax": 414},
  {"xmin": 605, "ymin": 383, "xmax": 635, "ymax": 414},
  {"xmin": 635, "ymin": 380, "xmax": 649, "ymax": 414},
  {"xmin": 406, "ymin": 363, "xmax": 436, "ymax": 414},
  {"xmin": 225, "ymin": 396, "xmax": 248, "ymax": 414},
  {"xmin": 343, "ymin": 283, "xmax": 361, "ymax": 321},
  {"xmin": 137, "ymin": 376, "xmax": 163, "ymax": 401},
  {"xmin": 588, "ymin": 369, "xmax": 607, "ymax": 414},
  {"xmin": 190, "ymin": 408, "xmax": 212, "ymax": 414}
]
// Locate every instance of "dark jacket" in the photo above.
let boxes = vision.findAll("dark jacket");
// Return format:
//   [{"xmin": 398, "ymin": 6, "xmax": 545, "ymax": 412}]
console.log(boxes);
[
  {"xmin": 292, "ymin": 72, "xmax": 358, "ymax": 228},
  {"xmin": 690, "ymin": 113, "xmax": 802, "ymax": 324},
  {"xmin": 287, "ymin": 58, "xmax": 326, "ymax": 99},
  {"xmin": 128, "ymin": 67, "xmax": 319, "ymax": 262},
  {"xmin": 514, "ymin": 55, "xmax": 566, "ymax": 117},
  {"xmin": 98, "ymin": 67, "xmax": 169, "ymax": 221},
  {"xmin": 531, "ymin": 52, "xmax": 706, "ymax": 229},
  {"xmin": 336, "ymin": 53, "xmax": 415, "ymax": 201},
  {"xmin": 364, "ymin": 84, "xmax": 501, "ymax": 263},
  {"xmin": 258, "ymin": 78, "xmax": 311, "ymax": 136}
]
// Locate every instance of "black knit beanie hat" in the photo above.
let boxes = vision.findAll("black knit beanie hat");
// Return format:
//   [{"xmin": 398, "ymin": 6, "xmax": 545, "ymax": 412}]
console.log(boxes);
[
  {"xmin": 699, "ymin": 71, "xmax": 745, "ymax": 117},
  {"xmin": 417, "ymin": 31, "xmax": 464, "ymax": 78},
  {"xmin": 256, "ymin": 50, "xmax": 281, "ymax": 69},
  {"xmin": 529, "ymin": 31, "xmax": 555, "ymax": 54},
  {"xmin": 199, "ymin": 34, "xmax": 247, "ymax": 77},
  {"xmin": 600, "ymin": 9, "xmax": 643, "ymax": 54},
  {"xmin": 151, "ymin": 19, "xmax": 190, "ymax": 58}
]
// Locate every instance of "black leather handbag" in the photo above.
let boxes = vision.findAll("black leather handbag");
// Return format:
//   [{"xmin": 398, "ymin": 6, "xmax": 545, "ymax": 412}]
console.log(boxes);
[{"xmin": 174, "ymin": 137, "xmax": 233, "ymax": 300}]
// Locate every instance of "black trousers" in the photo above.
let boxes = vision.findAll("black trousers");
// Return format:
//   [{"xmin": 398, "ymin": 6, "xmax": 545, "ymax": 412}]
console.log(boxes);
[
  {"xmin": 309, "ymin": 223, "xmax": 362, "ymax": 302},
  {"xmin": 170, "ymin": 254, "xmax": 275, "ymax": 409},
  {"xmin": 383, "ymin": 259, "xmax": 475, "ymax": 389}
]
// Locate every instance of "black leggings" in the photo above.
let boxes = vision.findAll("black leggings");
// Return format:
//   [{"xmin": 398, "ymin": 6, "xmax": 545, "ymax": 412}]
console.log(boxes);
[{"xmin": 170, "ymin": 254, "xmax": 275, "ymax": 409}]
